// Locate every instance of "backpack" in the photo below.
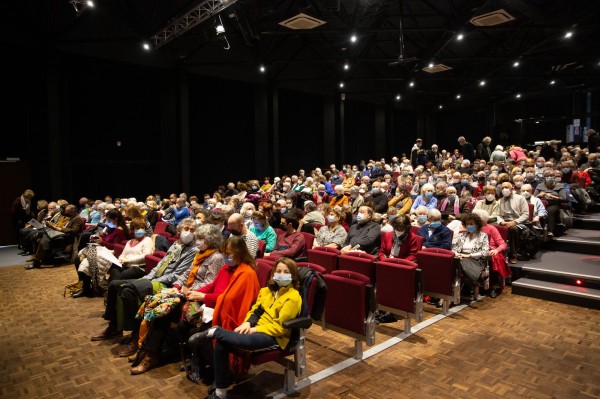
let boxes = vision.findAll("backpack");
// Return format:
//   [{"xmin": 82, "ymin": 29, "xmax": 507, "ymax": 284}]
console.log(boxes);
[
  {"xmin": 517, "ymin": 224, "xmax": 542, "ymax": 260},
  {"xmin": 297, "ymin": 267, "xmax": 327, "ymax": 321}
]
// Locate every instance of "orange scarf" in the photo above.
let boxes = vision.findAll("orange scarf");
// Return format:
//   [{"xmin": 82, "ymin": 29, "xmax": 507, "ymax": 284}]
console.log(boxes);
[{"xmin": 186, "ymin": 249, "xmax": 217, "ymax": 287}]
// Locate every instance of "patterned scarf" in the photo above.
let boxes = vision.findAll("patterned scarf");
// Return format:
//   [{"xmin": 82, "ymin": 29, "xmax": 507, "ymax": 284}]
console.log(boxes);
[
  {"xmin": 154, "ymin": 243, "xmax": 183, "ymax": 277},
  {"xmin": 186, "ymin": 249, "xmax": 217, "ymax": 287},
  {"xmin": 391, "ymin": 230, "xmax": 409, "ymax": 257}
]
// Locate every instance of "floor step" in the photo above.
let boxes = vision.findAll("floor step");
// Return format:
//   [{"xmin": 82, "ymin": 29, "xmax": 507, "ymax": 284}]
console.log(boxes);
[
  {"xmin": 512, "ymin": 278, "xmax": 600, "ymax": 309},
  {"xmin": 574, "ymin": 214, "xmax": 600, "ymax": 230},
  {"xmin": 553, "ymin": 228, "xmax": 600, "ymax": 255}
]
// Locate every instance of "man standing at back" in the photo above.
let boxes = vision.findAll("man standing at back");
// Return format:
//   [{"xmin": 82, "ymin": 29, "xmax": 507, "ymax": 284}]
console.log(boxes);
[
  {"xmin": 410, "ymin": 138, "xmax": 423, "ymax": 168},
  {"xmin": 476, "ymin": 136, "xmax": 493, "ymax": 162},
  {"xmin": 458, "ymin": 136, "xmax": 475, "ymax": 162}
]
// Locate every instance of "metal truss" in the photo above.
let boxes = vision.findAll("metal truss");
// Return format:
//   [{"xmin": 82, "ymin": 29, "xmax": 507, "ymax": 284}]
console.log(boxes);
[
  {"xmin": 69, "ymin": 0, "xmax": 90, "ymax": 15},
  {"xmin": 151, "ymin": 0, "xmax": 238, "ymax": 49}
]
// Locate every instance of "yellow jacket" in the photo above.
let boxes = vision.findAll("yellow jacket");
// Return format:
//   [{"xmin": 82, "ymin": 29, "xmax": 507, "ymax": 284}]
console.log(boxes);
[
  {"xmin": 245, "ymin": 285, "xmax": 302, "ymax": 349},
  {"xmin": 388, "ymin": 196, "xmax": 413, "ymax": 214}
]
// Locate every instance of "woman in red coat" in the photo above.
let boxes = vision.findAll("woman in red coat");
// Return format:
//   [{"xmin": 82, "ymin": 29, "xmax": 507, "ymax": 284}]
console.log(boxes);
[{"xmin": 378, "ymin": 214, "xmax": 423, "ymax": 262}]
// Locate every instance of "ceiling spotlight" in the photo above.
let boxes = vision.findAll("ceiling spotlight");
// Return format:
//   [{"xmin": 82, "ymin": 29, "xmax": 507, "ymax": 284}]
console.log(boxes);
[
  {"xmin": 564, "ymin": 31, "xmax": 573, "ymax": 39},
  {"xmin": 409, "ymin": 81, "xmax": 415, "ymax": 87},
  {"xmin": 456, "ymin": 94, "xmax": 461, "ymax": 100},
  {"xmin": 86, "ymin": 0, "xmax": 94, "ymax": 7},
  {"xmin": 428, "ymin": 62, "xmax": 434, "ymax": 68},
  {"xmin": 479, "ymin": 80, "xmax": 486, "ymax": 86},
  {"xmin": 550, "ymin": 80, "xmax": 556, "ymax": 85},
  {"xmin": 535, "ymin": 121, "xmax": 540, "ymax": 124},
  {"xmin": 515, "ymin": 93, "xmax": 521, "ymax": 98},
  {"xmin": 344, "ymin": 63, "xmax": 349, "ymax": 70},
  {"xmin": 259, "ymin": 65, "xmax": 266, "ymax": 73},
  {"xmin": 350, "ymin": 34, "xmax": 357, "ymax": 43},
  {"xmin": 142, "ymin": 42, "xmax": 151, "ymax": 51},
  {"xmin": 395, "ymin": 94, "xmax": 401, "ymax": 101},
  {"xmin": 215, "ymin": 15, "xmax": 226, "ymax": 35},
  {"xmin": 439, "ymin": 105, "xmax": 443, "ymax": 109},
  {"xmin": 513, "ymin": 61, "xmax": 520, "ymax": 67},
  {"xmin": 339, "ymin": 82, "xmax": 345, "ymax": 88},
  {"xmin": 456, "ymin": 33, "xmax": 464, "ymax": 41}
]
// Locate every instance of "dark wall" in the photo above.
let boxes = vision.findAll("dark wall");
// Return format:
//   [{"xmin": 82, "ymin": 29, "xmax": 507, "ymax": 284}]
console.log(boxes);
[
  {"xmin": 390, "ymin": 108, "xmax": 419, "ymax": 158},
  {"xmin": 344, "ymin": 99, "xmax": 375, "ymax": 163},
  {"xmin": 435, "ymin": 107, "xmax": 489, "ymax": 152}
]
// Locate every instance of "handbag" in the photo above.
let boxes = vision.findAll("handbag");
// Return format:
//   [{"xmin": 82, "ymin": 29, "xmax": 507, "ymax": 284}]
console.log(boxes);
[
  {"xmin": 460, "ymin": 257, "xmax": 486, "ymax": 283},
  {"xmin": 182, "ymin": 301, "xmax": 204, "ymax": 325},
  {"xmin": 559, "ymin": 208, "xmax": 573, "ymax": 228}
]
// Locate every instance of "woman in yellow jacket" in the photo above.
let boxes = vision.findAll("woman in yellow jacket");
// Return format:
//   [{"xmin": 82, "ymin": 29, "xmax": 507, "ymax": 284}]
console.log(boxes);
[
  {"xmin": 196, "ymin": 258, "xmax": 302, "ymax": 399},
  {"xmin": 387, "ymin": 186, "xmax": 413, "ymax": 214}
]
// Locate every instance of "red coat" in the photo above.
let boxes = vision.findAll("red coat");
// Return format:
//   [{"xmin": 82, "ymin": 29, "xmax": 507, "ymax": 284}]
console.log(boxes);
[{"xmin": 378, "ymin": 231, "xmax": 423, "ymax": 262}]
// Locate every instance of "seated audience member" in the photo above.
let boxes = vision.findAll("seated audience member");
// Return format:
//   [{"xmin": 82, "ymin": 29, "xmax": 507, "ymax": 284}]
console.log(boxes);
[
  {"xmin": 471, "ymin": 209, "xmax": 509, "ymax": 298},
  {"xmin": 368, "ymin": 181, "xmax": 389, "ymax": 213},
  {"xmin": 240, "ymin": 202, "xmax": 256, "ymax": 229},
  {"xmin": 411, "ymin": 205, "xmax": 429, "ymax": 228},
  {"xmin": 388, "ymin": 185, "xmax": 412, "ymax": 214},
  {"xmin": 497, "ymin": 182, "xmax": 529, "ymax": 264},
  {"xmin": 491, "ymin": 145, "xmax": 506, "ymax": 163},
  {"xmin": 458, "ymin": 174, "xmax": 475, "ymax": 196},
  {"xmin": 473, "ymin": 185, "xmax": 499, "ymax": 223},
  {"xmin": 534, "ymin": 170, "xmax": 566, "ymax": 237},
  {"xmin": 411, "ymin": 183, "xmax": 438, "ymax": 212},
  {"xmin": 169, "ymin": 197, "xmax": 191, "ymax": 226},
  {"xmin": 314, "ymin": 209, "xmax": 347, "ymax": 249},
  {"xmin": 520, "ymin": 184, "xmax": 547, "ymax": 228},
  {"xmin": 227, "ymin": 213, "xmax": 259, "ymax": 258},
  {"xmin": 434, "ymin": 181, "xmax": 448, "ymax": 203},
  {"xmin": 299, "ymin": 201, "xmax": 325, "ymax": 232},
  {"xmin": 108, "ymin": 217, "xmax": 154, "ymax": 282},
  {"xmin": 341, "ymin": 206, "xmax": 381, "ymax": 255},
  {"xmin": 191, "ymin": 258, "xmax": 300, "ymax": 399},
  {"xmin": 329, "ymin": 185, "xmax": 348, "ymax": 208},
  {"xmin": 378, "ymin": 214, "xmax": 423, "ymax": 262},
  {"xmin": 249, "ymin": 211, "xmax": 277, "ymax": 253},
  {"xmin": 452, "ymin": 213, "xmax": 489, "ymax": 297},
  {"xmin": 125, "ymin": 206, "xmax": 153, "ymax": 237},
  {"xmin": 439, "ymin": 185, "xmax": 469, "ymax": 222},
  {"xmin": 19, "ymin": 200, "xmax": 56, "ymax": 256},
  {"xmin": 26, "ymin": 204, "xmax": 83, "ymax": 269},
  {"xmin": 145, "ymin": 198, "xmax": 159, "ymax": 227},
  {"xmin": 208, "ymin": 210, "xmax": 230, "ymax": 240},
  {"xmin": 349, "ymin": 186, "xmax": 364, "ymax": 213},
  {"xmin": 314, "ymin": 184, "xmax": 332, "ymax": 206},
  {"xmin": 266, "ymin": 213, "xmax": 305, "ymax": 258},
  {"xmin": 512, "ymin": 174, "xmax": 525, "ymax": 194},
  {"xmin": 91, "ymin": 218, "xmax": 199, "ymax": 342},
  {"xmin": 90, "ymin": 209, "xmax": 129, "ymax": 249},
  {"xmin": 418, "ymin": 208, "xmax": 453, "ymax": 250},
  {"xmin": 380, "ymin": 209, "xmax": 397, "ymax": 233},
  {"xmin": 128, "ymin": 224, "xmax": 224, "ymax": 374}
]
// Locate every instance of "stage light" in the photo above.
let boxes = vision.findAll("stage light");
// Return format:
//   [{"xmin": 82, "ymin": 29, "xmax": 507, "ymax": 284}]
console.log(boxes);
[
  {"xmin": 456, "ymin": 33, "xmax": 464, "ymax": 41},
  {"xmin": 395, "ymin": 94, "xmax": 401, "ymax": 101},
  {"xmin": 564, "ymin": 31, "xmax": 573, "ymax": 39},
  {"xmin": 513, "ymin": 61, "xmax": 520, "ymax": 67},
  {"xmin": 438, "ymin": 104, "xmax": 443, "ymax": 109},
  {"xmin": 456, "ymin": 94, "xmax": 461, "ymax": 100},
  {"xmin": 259, "ymin": 65, "xmax": 266, "ymax": 73},
  {"xmin": 479, "ymin": 80, "xmax": 486, "ymax": 87},
  {"xmin": 142, "ymin": 42, "xmax": 151, "ymax": 51},
  {"xmin": 515, "ymin": 93, "xmax": 521, "ymax": 98},
  {"xmin": 576, "ymin": 279, "xmax": 582, "ymax": 285},
  {"xmin": 215, "ymin": 15, "xmax": 225, "ymax": 35},
  {"xmin": 339, "ymin": 82, "xmax": 345, "ymax": 88},
  {"xmin": 428, "ymin": 62, "xmax": 434, "ymax": 68},
  {"xmin": 550, "ymin": 80, "xmax": 556, "ymax": 85},
  {"xmin": 86, "ymin": 0, "xmax": 94, "ymax": 7},
  {"xmin": 344, "ymin": 63, "xmax": 349, "ymax": 70},
  {"xmin": 409, "ymin": 81, "xmax": 415, "ymax": 87},
  {"xmin": 350, "ymin": 34, "xmax": 357, "ymax": 43}
]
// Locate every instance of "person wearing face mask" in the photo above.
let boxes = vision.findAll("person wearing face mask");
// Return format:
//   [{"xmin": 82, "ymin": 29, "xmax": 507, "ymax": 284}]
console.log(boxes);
[
  {"xmin": 329, "ymin": 185, "xmax": 349, "ymax": 208},
  {"xmin": 266, "ymin": 213, "xmax": 305, "ymax": 258},
  {"xmin": 497, "ymin": 182, "xmax": 529, "ymax": 263},
  {"xmin": 227, "ymin": 213, "xmax": 259, "ymax": 258},
  {"xmin": 298, "ymin": 201, "xmax": 325, "ymax": 232},
  {"xmin": 411, "ymin": 206, "xmax": 429, "ymax": 227},
  {"xmin": 474, "ymin": 186, "xmax": 499, "ymax": 223},
  {"xmin": 417, "ymin": 208, "xmax": 452, "ymax": 250},
  {"xmin": 92, "ymin": 218, "xmax": 199, "ymax": 342},
  {"xmin": 439, "ymin": 187, "xmax": 469, "ymax": 222},
  {"xmin": 520, "ymin": 184, "xmax": 547, "ymax": 228},
  {"xmin": 106, "ymin": 217, "xmax": 153, "ymax": 280},
  {"xmin": 191, "ymin": 258, "xmax": 299, "ymax": 399},
  {"xmin": 452, "ymin": 213, "xmax": 489, "ymax": 298},
  {"xmin": 348, "ymin": 186, "xmax": 364, "ymax": 213},
  {"xmin": 249, "ymin": 211, "xmax": 277, "ymax": 253},
  {"xmin": 239, "ymin": 203, "xmax": 256, "ymax": 229},
  {"xmin": 315, "ymin": 209, "xmax": 348, "ymax": 249},
  {"xmin": 25, "ymin": 204, "xmax": 83, "ymax": 269},
  {"xmin": 534, "ymin": 171, "xmax": 566, "ymax": 237},
  {"xmin": 341, "ymin": 206, "xmax": 381, "ymax": 255},
  {"xmin": 388, "ymin": 186, "xmax": 413, "ymax": 215},
  {"xmin": 410, "ymin": 183, "xmax": 438, "ymax": 213},
  {"xmin": 367, "ymin": 181, "xmax": 389, "ymax": 213},
  {"xmin": 490, "ymin": 145, "xmax": 506, "ymax": 164},
  {"xmin": 128, "ymin": 224, "xmax": 225, "ymax": 375},
  {"xmin": 379, "ymin": 214, "xmax": 423, "ymax": 261}
]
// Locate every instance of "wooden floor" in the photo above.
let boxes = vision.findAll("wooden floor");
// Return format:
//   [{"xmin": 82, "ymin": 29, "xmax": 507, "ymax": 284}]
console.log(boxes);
[{"xmin": 1, "ymin": 263, "xmax": 599, "ymax": 399}]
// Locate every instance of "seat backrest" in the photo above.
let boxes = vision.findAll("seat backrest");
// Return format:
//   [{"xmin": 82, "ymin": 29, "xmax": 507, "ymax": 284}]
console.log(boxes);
[
  {"xmin": 154, "ymin": 221, "xmax": 168, "ymax": 236},
  {"xmin": 410, "ymin": 225, "xmax": 420, "ymax": 236},
  {"xmin": 256, "ymin": 240, "xmax": 266, "ymax": 258},
  {"xmin": 297, "ymin": 265, "xmax": 327, "ymax": 320},
  {"xmin": 297, "ymin": 261, "xmax": 327, "ymax": 276},
  {"xmin": 376, "ymin": 261, "xmax": 418, "ymax": 314},
  {"xmin": 416, "ymin": 251, "xmax": 455, "ymax": 296},
  {"xmin": 338, "ymin": 253, "xmax": 376, "ymax": 283},
  {"xmin": 307, "ymin": 248, "xmax": 338, "ymax": 274},
  {"xmin": 274, "ymin": 228, "xmax": 285, "ymax": 238},
  {"xmin": 113, "ymin": 243, "xmax": 125, "ymax": 258},
  {"xmin": 324, "ymin": 272, "xmax": 369, "ymax": 335},
  {"xmin": 420, "ymin": 247, "xmax": 455, "ymax": 257},
  {"xmin": 378, "ymin": 257, "xmax": 417, "ymax": 267},
  {"xmin": 256, "ymin": 259, "xmax": 273, "ymax": 288},
  {"xmin": 495, "ymin": 224, "xmax": 509, "ymax": 242},
  {"xmin": 312, "ymin": 246, "xmax": 341, "ymax": 255},
  {"xmin": 528, "ymin": 203, "xmax": 534, "ymax": 222},
  {"xmin": 299, "ymin": 232, "xmax": 314, "ymax": 258}
]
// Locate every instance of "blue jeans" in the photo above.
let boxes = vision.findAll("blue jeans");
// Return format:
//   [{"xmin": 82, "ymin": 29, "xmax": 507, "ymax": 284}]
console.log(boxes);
[{"xmin": 212, "ymin": 327, "xmax": 277, "ymax": 388}]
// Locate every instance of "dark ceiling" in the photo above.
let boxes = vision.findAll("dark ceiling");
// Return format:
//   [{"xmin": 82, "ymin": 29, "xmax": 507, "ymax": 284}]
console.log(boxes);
[{"xmin": 5, "ymin": 0, "xmax": 600, "ymax": 106}]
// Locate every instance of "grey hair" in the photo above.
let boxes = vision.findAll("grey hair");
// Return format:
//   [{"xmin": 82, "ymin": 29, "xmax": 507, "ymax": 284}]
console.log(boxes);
[
  {"xmin": 177, "ymin": 217, "xmax": 198, "ymax": 235},
  {"xmin": 420, "ymin": 183, "xmax": 435, "ymax": 195},
  {"xmin": 195, "ymin": 223, "xmax": 223, "ymax": 249},
  {"xmin": 427, "ymin": 208, "xmax": 441, "ymax": 219},
  {"xmin": 471, "ymin": 209, "xmax": 490, "ymax": 224}
]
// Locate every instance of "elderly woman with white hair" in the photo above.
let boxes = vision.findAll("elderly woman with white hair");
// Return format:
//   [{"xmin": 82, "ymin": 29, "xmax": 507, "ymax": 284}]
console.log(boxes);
[
  {"xmin": 491, "ymin": 145, "xmax": 507, "ymax": 163},
  {"xmin": 410, "ymin": 183, "xmax": 438, "ymax": 212},
  {"xmin": 471, "ymin": 209, "xmax": 509, "ymax": 298},
  {"xmin": 411, "ymin": 205, "xmax": 429, "ymax": 227},
  {"xmin": 330, "ymin": 184, "xmax": 349, "ymax": 208}
]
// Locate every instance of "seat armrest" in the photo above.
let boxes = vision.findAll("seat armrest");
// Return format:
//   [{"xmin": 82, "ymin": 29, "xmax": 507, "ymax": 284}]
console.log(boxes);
[
  {"xmin": 295, "ymin": 256, "xmax": 308, "ymax": 262},
  {"xmin": 283, "ymin": 316, "xmax": 312, "ymax": 329}
]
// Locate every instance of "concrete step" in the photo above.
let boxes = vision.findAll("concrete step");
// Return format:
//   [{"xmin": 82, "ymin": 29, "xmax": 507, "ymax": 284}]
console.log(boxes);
[
  {"xmin": 573, "ymin": 214, "xmax": 600, "ymax": 230},
  {"xmin": 553, "ymin": 228, "xmax": 600, "ymax": 255},
  {"xmin": 512, "ymin": 278, "xmax": 600, "ymax": 310}
]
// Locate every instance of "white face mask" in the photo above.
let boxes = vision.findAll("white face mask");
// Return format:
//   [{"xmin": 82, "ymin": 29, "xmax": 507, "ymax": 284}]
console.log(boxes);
[
  {"xmin": 522, "ymin": 192, "xmax": 531, "ymax": 199},
  {"xmin": 180, "ymin": 231, "xmax": 194, "ymax": 244},
  {"xmin": 197, "ymin": 239, "xmax": 207, "ymax": 250},
  {"xmin": 502, "ymin": 188, "xmax": 512, "ymax": 197},
  {"xmin": 485, "ymin": 194, "xmax": 495, "ymax": 202}
]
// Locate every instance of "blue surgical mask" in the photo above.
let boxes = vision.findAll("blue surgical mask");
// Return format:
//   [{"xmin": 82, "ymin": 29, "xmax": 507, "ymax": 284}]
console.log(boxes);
[
  {"xmin": 425, "ymin": 192, "xmax": 433, "ymax": 199},
  {"xmin": 253, "ymin": 223, "xmax": 263, "ymax": 231},
  {"xmin": 418, "ymin": 215, "xmax": 428, "ymax": 224},
  {"xmin": 273, "ymin": 273, "xmax": 293, "ymax": 287},
  {"xmin": 429, "ymin": 221, "xmax": 441, "ymax": 229},
  {"xmin": 466, "ymin": 225, "xmax": 476, "ymax": 233},
  {"xmin": 356, "ymin": 213, "xmax": 366, "ymax": 223},
  {"xmin": 561, "ymin": 168, "xmax": 570, "ymax": 174},
  {"xmin": 224, "ymin": 255, "xmax": 236, "ymax": 267},
  {"xmin": 134, "ymin": 229, "xmax": 145, "ymax": 238},
  {"xmin": 372, "ymin": 188, "xmax": 380, "ymax": 195},
  {"xmin": 419, "ymin": 179, "xmax": 427, "ymax": 185},
  {"xmin": 106, "ymin": 221, "xmax": 116, "ymax": 229},
  {"xmin": 546, "ymin": 177, "xmax": 555, "ymax": 184},
  {"xmin": 461, "ymin": 180, "xmax": 469, "ymax": 185}
]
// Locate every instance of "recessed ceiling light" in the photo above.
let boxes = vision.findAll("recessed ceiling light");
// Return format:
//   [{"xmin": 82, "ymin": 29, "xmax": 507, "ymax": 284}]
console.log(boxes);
[
  {"xmin": 479, "ymin": 80, "xmax": 486, "ymax": 86},
  {"xmin": 456, "ymin": 33, "xmax": 464, "ymax": 41},
  {"xmin": 535, "ymin": 121, "xmax": 540, "ymax": 124},
  {"xmin": 339, "ymin": 82, "xmax": 345, "ymax": 88},
  {"xmin": 428, "ymin": 62, "xmax": 434, "ymax": 68},
  {"xmin": 409, "ymin": 81, "xmax": 415, "ymax": 87},
  {"xmin": 259, "ymin": 65, "xmax": 266, "ymax": 73},
  {"xmin": 515, "ymin": 93, "xmax": 521, "ymax": 98},
  {"xmin": 350, "ymin": 34, "xmax": 357, "ymax": 43},
  {"xmin": 395, "ymin": 94, "xmax": 401, "ymax": 101},
  {"xmin": 513, "ymin": 61, "xmax": 520, "ymax": 67},
  {"xmin": 456, "ymin": 94, "xmax": 461, "ymax": 99},
  {"xmin": 564, "ymin": 31, "xmax": 573, "ymax": 39},
  {"xmin": 86, "ymin": 0, "xmax": 94, "ymax": 7},
  {"xmin": 550, "ymin": 80, "xmax": 556, "ymax": 85},
  {"xmin": 142, "ymin": 42, "xmax": 151, "ymax": 51},
  {"xmin": 439, "ymin": 104, "xmax": 443, "ymax": 109},
  {"xmin": 344, "ymin": 63, "xmax": 349, "ymax": 70}
]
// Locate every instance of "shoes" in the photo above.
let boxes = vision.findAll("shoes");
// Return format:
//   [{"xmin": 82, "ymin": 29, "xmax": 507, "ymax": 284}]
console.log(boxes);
[
  {"xmin": 130, "ymin": 352, "xmax": 158, "ymax": 375},
  {"xmin": 25, "ymin": 256, "xmax": 36, "ymax": 262},
  {"xmin": 435, "ymin": 299, "xmax": 443, "ymax": 308},
  {"xmin": 18, "ymin": 250, "xmax": 30, "ymax": 256},
  {"xmin": 128, "ymin": 351, "xmax": 140, "ymax": 363},
  {"xmin": 509, "ymin": 258, "xmax": 518, "ymax": 264},
  {"xmin": 489, "ymin": 289, "xmax": 498, "ymax": 299},
  {"xmin": 188, "ymin": 328, "xmax": 215, "ymax": 347},
  {"xmin": 546, "ymin": 232, "xmax": 554, "ymax": 239},
  {"xmin": 25, "ymin": 261, "xmax": 41, "ymax": 270},
  {"xmin": 119, "ymin": 340, "xmax": 138, "ymax": 357},
  {"xmin": 91, "ymin": 325, "xmax": 123, "ymax": 341}
]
